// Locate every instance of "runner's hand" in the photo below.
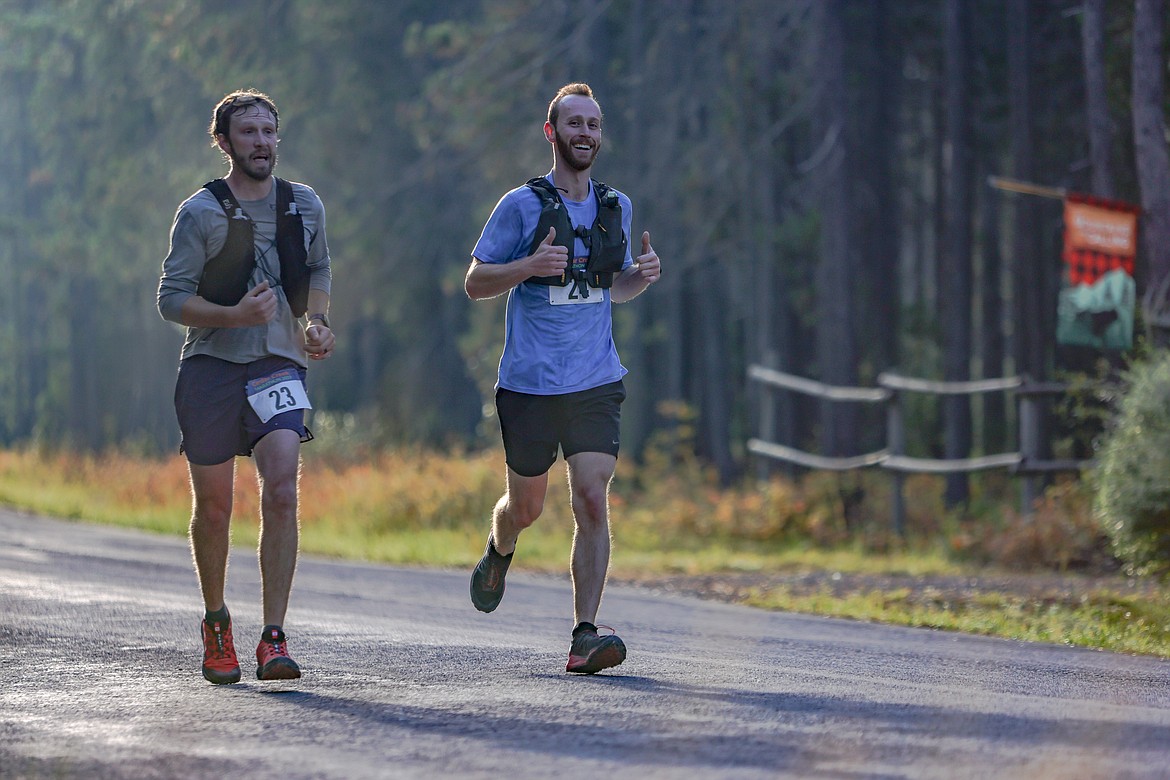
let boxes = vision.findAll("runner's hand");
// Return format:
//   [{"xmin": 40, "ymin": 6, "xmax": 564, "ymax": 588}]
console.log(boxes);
[
  {"xmin": 528, "ymin": 227, "xmax": 569, "ymax": 278},
  {"xmin": 304, "ymin": 321, "xmax": 335, "ymax": 360},
  {"xmin": 634, "ymin": 231, "xmax": 660, "ymax": 284},
  {"xmin": 235, "ymin": 281, "xmax": 278, "ymax": 326}
]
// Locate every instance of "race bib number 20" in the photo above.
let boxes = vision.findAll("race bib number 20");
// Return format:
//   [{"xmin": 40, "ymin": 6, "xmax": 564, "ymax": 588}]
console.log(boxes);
[{"xmin": 246, "ymin": 368, "xmax": 311, "ymax": 423}]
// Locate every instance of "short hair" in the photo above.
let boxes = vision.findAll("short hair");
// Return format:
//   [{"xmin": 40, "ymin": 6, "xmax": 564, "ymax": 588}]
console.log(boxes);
[
  {"xmin": 547, "ymin": 83, "xmax": 601, "ymax": 126},
  {"xmin": 209, "ymin": 89, "xmax": 279, "ymax": 146}
]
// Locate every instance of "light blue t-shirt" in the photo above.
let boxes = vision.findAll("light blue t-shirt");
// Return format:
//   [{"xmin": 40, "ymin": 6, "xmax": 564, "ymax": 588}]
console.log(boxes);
[{"xmin": 472, "ymin": 175, "xmax": 634, "ymax": 395}]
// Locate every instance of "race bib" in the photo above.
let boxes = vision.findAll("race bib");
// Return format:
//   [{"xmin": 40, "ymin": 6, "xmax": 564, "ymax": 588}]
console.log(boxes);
[
  {"xmin": 246, "ymin": 368, "xmax": 311, "ymax": 423},
  {"xmin": 549, "ymin": 260, "xmax": 604, "ymax": 306}
]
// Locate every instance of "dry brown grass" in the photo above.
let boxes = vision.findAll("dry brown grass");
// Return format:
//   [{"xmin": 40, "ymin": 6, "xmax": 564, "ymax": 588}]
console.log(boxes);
[{"xmin": 0, "ymin": 445, "xmax": 1119, "ymax": 577}]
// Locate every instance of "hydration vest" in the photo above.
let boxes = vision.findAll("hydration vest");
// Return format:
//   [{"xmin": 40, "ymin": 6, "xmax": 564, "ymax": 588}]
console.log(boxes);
[
  {"xmin": 525, "ymin": 177, "xmax": 627, "ymax": 292},
  {"xmin": 196, "ymin": 177, "xmax": 310, "ymax": 317}
]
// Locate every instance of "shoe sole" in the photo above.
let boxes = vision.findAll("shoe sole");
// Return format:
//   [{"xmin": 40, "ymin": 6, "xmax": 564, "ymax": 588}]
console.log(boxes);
[
  {"xmin": 257, "ymin": 658, "xmax": 301, "ymax": 680},
  {"xmin": 566, "ymin": 638, "xmax": 627, "ymax": 674},
  {"xmin": 470, "ymin": 581, "xmax": 503, "ymax": 612},
  {"xmin": 470, "ymin": 553, "xmax": 506, "ymax": 613},
  {"xmin": 203, "ymin": 667, "xmax": 242, "ymax": 685}
]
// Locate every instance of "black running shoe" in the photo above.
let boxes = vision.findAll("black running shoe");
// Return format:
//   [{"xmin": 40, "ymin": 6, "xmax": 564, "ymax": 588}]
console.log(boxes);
[
  {"xmin": 566, "ymin": 623, "xmax": 626, "ymax": 674},
  {"xmin": 470, "ymin": 535, "xmax": 512, "ymax": 613}
]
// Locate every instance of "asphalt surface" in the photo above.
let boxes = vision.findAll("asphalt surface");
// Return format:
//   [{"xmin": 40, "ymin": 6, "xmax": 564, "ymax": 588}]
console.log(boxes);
[{"xmin": 2, "ymin": 508, "xmax": 1170, "ymax": 779}]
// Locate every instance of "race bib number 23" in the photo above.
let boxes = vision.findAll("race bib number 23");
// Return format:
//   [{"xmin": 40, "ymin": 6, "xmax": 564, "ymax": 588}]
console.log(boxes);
[{"xmin": 246, "ymin": 368, "xmax": 311, "ymax": 423}]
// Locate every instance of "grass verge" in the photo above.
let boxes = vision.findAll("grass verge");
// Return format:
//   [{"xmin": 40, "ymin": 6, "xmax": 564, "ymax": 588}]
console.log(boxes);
[{"xmin": 740, "ymin": 581, "xmax": 1170, "ymax": 658}]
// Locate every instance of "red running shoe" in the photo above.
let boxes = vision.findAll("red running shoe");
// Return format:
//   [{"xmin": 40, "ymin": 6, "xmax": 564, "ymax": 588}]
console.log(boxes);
[
  {"xmin": 256, "ymin": 626, "xmax": 301, "ymax": 680},
  {"xmin": 201, "ymin": 617, "xmax": 241, "ymax": 685},
  {"xmin": 566, "ymin": 623, "xmax": 626, "ymax": 674}
]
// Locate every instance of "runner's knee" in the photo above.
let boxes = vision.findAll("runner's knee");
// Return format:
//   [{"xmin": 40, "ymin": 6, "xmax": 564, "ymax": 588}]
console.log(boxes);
[{"xmin": 571, "ymin": 483, "xmax": 609, "ymax": 528}]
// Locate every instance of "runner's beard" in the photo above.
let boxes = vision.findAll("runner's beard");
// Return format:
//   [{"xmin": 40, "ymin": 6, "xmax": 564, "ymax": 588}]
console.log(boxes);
[
  {"xmin": 556, "ymin": 130, "xmax": 598, "ymax": 172},
  {"xmin": 228, "ymin": 143, "xmax": 277, "ymax": 181}
]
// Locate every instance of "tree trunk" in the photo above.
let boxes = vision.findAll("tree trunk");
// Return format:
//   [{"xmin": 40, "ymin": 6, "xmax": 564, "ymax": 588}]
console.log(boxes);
[
  {"xmin": 604, "ymin": 0, "xmax": 652, "ymax": 460},
  {"xmin": 980, "ymin": 183, "xmax": 1007, "ymax": 453},
  {"xmin": 1132, "ymin": 0, "xmax": 1170, "ymax": 341},
  {"xmin": 3, "ymin": 67, "xmax": 41, "ymax": 444},
  {"xmin": 749, "ymin": 64, "xmax": 781, "ymax": 479},
  {"xmin": 854, "ymin": 0, "xmax": 901, "ymax": 380},
  {"xmin": 697, "ymin": 260, "xmax": 735, "ymax": 484},
  {"xmin": 1081, "ymin": 0, "xmax": 1115, "ymax": 199},
  {"xmin": 650, "ymin": 1, "xmax": 695, "ymax": 456},
  {"xmin": 69, "ymin": 274, "xmax": 101, "ymax": 449},
  {"xmin": 814, "ymin": 0, "xmax": 859, "ymax": 458},
  {"xmin": 942, "ymin": 0, "xmax": 973, "ymax": 508},
  {"xmin": 692, "ymin": 5, "xmax": 736, "ymax": 482},
  {"xmin": 1009, "ymin": 0, "xmax": 1046, "ymax": 380}
]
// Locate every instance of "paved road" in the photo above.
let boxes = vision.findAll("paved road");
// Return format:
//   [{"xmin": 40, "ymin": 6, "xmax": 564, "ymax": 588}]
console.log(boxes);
[{"xmin": 2, "ymin": 508, "xmax": 1169, "ymax": 779}]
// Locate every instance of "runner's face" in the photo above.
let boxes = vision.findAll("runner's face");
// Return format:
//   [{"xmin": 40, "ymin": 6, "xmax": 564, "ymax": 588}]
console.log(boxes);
[
  {"xmin": 220, "ymin": 104, "xmax": 278, "ymax": 181},
  {"xmin": 552, "ymin": 96, "xmax": 602, "ymax": 172}
]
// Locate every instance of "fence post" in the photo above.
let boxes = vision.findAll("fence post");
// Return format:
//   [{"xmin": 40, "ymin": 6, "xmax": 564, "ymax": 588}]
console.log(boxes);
[
  {"xmin": 1018, "ymin": 383, "xmax": 1039, "ymax": 516},
  {"xmin": 886, "ymin": 389, "xmax": 906, "ymax": 537}
]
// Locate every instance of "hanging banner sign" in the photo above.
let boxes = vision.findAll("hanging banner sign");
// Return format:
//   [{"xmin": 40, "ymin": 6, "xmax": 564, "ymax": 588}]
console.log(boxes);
[
  {"xmin": 1063, "ymin": 199, "xmax": 1138, "ymax": 276},
  {"xmin": 1057, "ymin": 193, "xmax": 1141, "ymax": 351}
]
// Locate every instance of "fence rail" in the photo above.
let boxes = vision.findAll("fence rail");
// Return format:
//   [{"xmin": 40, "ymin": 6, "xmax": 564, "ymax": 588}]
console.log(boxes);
[
  {"xmin": 747, "ymin": 365, "xmax": 891, "ymax": 402},
  {"xmin": 748, "ymin": 365, "xmax": 1095, "ymax": 534}
]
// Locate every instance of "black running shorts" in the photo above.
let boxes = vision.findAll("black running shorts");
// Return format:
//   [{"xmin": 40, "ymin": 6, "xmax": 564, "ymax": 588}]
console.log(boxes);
[{"xmin": 495, "ymin": 380, "xmax": 626, "ymax": 478}]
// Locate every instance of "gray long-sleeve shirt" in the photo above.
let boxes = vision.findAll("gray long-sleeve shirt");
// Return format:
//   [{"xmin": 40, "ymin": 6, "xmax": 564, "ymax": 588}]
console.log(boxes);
[{"xmin": 157, "ymin": 179, "xmax": 331, "ymax": 367}]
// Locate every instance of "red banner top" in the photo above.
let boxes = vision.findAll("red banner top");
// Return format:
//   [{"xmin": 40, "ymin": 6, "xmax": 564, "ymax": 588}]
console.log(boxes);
[
  {"xmin": 1064, "ymin": 200, "xmax": 1139, "ymax": 257},
  {"xmin": 1065, "ymin": 191, "xmax": 1142, "ymax": 214}
]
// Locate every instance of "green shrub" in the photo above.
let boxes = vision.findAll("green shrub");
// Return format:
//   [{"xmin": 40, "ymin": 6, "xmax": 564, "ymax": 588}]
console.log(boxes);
[{"xmin": 1094, "ymin": 351, "xmax": 1170, "ymax": 576}]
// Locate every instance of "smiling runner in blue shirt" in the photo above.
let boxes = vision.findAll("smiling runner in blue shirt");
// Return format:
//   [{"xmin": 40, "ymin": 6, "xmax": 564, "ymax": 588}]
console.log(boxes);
[{"xmin": 465, "ymin": 82, "xmax": 662, "ymax": 675}]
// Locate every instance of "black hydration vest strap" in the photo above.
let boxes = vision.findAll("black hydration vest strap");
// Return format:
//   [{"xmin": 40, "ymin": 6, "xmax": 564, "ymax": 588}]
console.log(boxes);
[
  {"xmin": 198, "ymin": 179, "xmax": 254, "ymax": 307},
  {"xmin": 197, "ymin": 178, "xmax": 309, "ymax": 316},
  {"xmin": 525, "ymin": 177, "xmax": 626, "ymax": 290},
  {"xmin": 586, "ymin": 181, "xmax": 627, "ymax": 289},
  {"xmin": 274, "ymin": 178, "xmax": 309, "ymax": 317},
  {"xmin": 526, "ymin": 177, "xmax": 573, "ymax": 287}
]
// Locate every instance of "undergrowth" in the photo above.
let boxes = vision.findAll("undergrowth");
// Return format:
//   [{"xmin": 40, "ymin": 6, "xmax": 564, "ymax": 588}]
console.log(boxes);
[
  {"xmin": 0, "ymin": 441, "xmax": 1121, "ymax": 574},
  {"xmin": 2, "ymin": 443, "xmax": 1165, "ymax": 656}
]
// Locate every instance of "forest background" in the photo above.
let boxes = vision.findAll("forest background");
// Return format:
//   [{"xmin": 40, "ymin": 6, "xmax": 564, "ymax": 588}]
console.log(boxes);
[
  {"xmin": 11, "ymin": 0, "xmax": 1170, "ymax": 659},
  {"xmin": 3, "ymin": 0, "xmax": 1170, "ymax": 487}
]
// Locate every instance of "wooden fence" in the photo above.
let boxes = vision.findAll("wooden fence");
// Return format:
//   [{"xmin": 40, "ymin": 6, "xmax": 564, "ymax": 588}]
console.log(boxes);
[{"xmin": 746, "ymin": 365, "xmax": 1094, "ymax": 535}]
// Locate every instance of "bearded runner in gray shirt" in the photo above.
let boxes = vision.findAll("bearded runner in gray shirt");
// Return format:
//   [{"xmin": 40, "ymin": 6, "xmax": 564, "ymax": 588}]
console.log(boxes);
[{"xmin": 158, "ymin": 89, "xmax": 334, "ymax": 685}]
